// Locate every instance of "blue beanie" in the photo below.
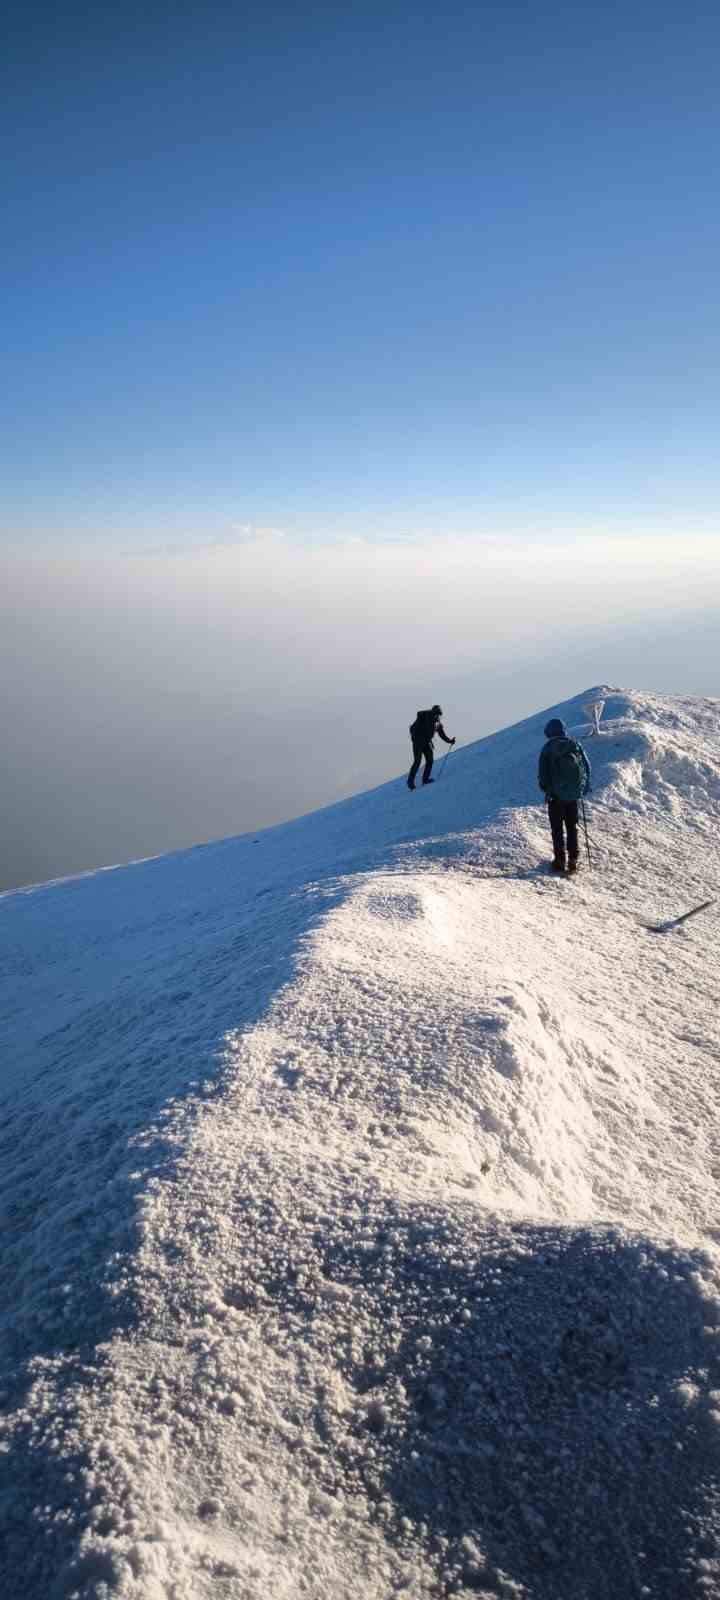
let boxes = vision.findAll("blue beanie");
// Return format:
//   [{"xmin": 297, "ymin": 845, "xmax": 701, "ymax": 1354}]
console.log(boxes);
[{"xmin": 544, "ymin": 718, "xmax": 567, "ymax": 738}]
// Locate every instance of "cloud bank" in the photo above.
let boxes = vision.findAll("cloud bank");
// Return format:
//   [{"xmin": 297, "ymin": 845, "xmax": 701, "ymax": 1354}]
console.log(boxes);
[{"xmin": 2, "ymin": 533, "xmax": 718, "ymax": 889}]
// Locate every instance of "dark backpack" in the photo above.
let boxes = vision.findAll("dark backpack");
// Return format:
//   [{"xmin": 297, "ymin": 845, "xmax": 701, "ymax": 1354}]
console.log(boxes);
[
  {"xmin": 410, "ymin": 709, "xmax": 435, "ymax": 741},
  {"xmin": 548, "ymin": 738, "xmax": 586, "ymax": 801}
]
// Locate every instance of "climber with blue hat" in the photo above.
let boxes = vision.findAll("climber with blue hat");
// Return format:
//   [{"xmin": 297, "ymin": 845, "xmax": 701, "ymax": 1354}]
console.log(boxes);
[{"xmin": 538, "ymin": 717, "xmax": 591, "ymax": 874}]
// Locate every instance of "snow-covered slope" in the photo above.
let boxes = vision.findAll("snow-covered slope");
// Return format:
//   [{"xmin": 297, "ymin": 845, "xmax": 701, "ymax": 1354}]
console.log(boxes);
[{"xmin": 2, "ymin": 686, "xmax": 720, "ymax": 1600}]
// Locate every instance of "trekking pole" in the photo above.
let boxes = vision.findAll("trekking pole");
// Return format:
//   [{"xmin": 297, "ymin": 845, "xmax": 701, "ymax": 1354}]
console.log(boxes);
[
  {"xmin": 581, "ymin": 798, "xmax": 591, "ymax": 869},
  {"xmin": 435, "ymin": 744, "xmax": 454, "ymax": 781}
]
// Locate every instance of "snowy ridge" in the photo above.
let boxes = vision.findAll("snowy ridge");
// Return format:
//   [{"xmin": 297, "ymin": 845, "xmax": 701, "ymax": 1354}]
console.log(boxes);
[{"xmin": 2, "ymin": 687, "xmax": 720, "ymax": 1599}]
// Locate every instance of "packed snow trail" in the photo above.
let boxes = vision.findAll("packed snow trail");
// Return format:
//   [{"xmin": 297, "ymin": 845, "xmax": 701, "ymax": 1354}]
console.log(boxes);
[{"xmin": 1, "ymin": 687, "xmax": 720, "ymax": 1599}]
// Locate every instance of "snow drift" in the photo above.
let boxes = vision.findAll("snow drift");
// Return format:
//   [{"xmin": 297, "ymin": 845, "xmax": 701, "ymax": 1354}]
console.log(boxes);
[{"xmin": 1, "ymin": 686, "xmax": 720, "ymax": 1599}]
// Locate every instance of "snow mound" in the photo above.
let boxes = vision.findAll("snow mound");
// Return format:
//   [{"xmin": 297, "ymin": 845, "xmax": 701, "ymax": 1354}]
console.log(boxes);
[{"xmin": 1, "ymin": 686, "xmax": 720, "ymax": 1598}]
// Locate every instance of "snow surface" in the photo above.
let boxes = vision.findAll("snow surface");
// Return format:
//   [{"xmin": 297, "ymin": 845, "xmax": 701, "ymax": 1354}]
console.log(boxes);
[{"xmin": 2, "ymin": 686, "xmax": 720, "ymax": 1600}]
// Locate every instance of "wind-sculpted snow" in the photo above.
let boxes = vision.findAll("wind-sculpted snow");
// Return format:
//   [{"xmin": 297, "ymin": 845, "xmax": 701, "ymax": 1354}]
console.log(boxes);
[{"xmin": 1, "ymin": 687, "xmax": 720, "ymax": 1598}]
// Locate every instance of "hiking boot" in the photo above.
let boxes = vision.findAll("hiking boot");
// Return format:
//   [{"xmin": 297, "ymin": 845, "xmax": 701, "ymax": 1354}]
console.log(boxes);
[
  {"xmin": 422, "ymin": 777, "xmax": 434, "ymax": 785},
  {"xmin": 566, "ymin": 858, "xmax": 578, "ymax": 876},
  {"xmin": 551, "ymin": 858, "xmax": 566, "ymax": 873},
  {"xmin": 407, "ymin": 780, "xmax": 416, "ymax": 790}
]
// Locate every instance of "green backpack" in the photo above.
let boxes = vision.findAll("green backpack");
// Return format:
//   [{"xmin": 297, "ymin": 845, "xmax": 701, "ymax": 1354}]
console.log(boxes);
[{"xmin": 549, "ymin": 738, "xmax": 586, "ymax": 802}]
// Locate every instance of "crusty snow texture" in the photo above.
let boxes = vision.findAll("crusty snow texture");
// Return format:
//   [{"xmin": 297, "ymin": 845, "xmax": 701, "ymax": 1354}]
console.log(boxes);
[{"xmin": 2, "ymin": 687, "xmax": 720, "ymax": 1600}]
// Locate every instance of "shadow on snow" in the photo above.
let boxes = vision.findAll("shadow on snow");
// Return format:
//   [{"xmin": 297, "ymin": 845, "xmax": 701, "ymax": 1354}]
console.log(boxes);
[{"xmin": 317, "ymin": 1208, "xmax": 720, "ymax": 1599}]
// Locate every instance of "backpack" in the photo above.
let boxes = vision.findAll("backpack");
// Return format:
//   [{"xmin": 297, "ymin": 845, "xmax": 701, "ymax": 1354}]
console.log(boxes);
[
  {"xmin": 411, "ymin": 709, "xmax": 435, "ymax": 741},
  {"xmin": 548, "ymin": 738, "xmax": 586, "ymax": 802}
]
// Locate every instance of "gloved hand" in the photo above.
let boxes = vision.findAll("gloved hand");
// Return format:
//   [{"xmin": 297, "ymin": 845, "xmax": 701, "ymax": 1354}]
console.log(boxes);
[{"xmin": 450, "ymin": 737, "xmax": 456, "ymax": 746}]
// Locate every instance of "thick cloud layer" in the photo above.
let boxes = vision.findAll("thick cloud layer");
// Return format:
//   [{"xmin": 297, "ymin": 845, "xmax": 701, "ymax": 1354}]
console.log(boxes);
[{"xmin": 2, "ymin": 533, "xmax": 718, "ymax": 890}]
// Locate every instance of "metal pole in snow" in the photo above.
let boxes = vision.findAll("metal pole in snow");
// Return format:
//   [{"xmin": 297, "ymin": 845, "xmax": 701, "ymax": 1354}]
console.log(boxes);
[{"xmin": 646, "ymin": 898, "xmax": 715, "ymax": 934}]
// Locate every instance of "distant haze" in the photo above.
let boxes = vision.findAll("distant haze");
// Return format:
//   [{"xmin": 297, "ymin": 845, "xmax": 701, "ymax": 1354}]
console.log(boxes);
[
  {"xmin": 4, "ymin": 5, "xmax": 720, "ymax": 888},
  {"xmin": 2, "ymin": 533, "xmax": 718, "ymax": 892}
]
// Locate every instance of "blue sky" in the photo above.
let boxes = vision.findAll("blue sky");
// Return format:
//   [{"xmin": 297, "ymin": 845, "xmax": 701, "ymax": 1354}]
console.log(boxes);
[
  {"xmin": 4, "ymin": 0, "xmax": 720, "ymax": 545},
  {"xmin": 3, "ymin": 1, "xmax": 719, "ymax": 887}
]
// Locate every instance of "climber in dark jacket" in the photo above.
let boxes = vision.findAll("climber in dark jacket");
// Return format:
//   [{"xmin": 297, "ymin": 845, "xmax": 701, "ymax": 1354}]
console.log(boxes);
[
  {"xmin": 538, "ymin": 718, "xmax": 591, "ymax": 874},
  {"xmin": 408, "ymin": 705, "xmax": 455, "ymax": 789}
]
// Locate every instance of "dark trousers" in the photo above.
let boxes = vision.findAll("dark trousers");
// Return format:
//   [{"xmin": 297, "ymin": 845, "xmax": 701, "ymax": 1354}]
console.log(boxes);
[
  {"xmin": 409, "ymin": 737, "xmax": 433, "ymax": 785},
  {"xmin": 548, "ymin": 797, "xmax": 578, "ymax": 863}
]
